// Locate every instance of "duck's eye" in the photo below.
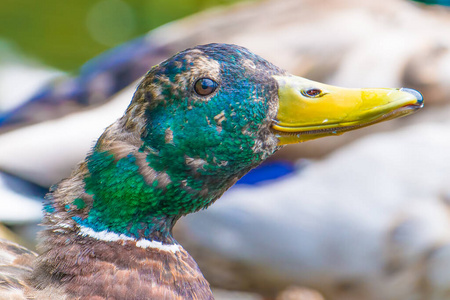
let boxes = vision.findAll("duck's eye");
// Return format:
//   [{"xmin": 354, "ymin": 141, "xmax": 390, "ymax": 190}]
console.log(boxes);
[
  {"xmin": 194, "ymin": 78, "xmax": 218, "ymax": 96},
  {"xmin": 301, "ymin": 88, "xmax": 323, "ymax": 98}
]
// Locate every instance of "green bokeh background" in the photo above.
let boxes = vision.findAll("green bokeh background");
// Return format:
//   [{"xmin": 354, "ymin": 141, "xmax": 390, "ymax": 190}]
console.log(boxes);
[
  {"xmin": 0, "ymin": 0, "xmax": 243, "ymax": 71},
  {"xmin": 0, "ymin": 0, "xmax": 447, "ymax": 72}
]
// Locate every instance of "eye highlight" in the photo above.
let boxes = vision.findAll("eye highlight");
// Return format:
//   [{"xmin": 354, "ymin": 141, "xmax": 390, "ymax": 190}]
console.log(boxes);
[
  {"xmin": 301, "ymin": 88, "xmax": 323, "ymax": 98},
  {"xmin": 194, "ymin": 78, "xmax": 218, "ymax": 96}
]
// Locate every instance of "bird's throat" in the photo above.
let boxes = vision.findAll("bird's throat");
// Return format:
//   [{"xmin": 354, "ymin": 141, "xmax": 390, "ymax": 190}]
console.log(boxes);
[{"xmin": 44, "ymin": 143, "xmax": 225, "ymax": 245}]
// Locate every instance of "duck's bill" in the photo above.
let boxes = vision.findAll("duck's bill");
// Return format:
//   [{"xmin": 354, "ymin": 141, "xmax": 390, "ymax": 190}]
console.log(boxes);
[{"xmin": 272, "ymin": 75, "xmax": 424, "ymax": 145}]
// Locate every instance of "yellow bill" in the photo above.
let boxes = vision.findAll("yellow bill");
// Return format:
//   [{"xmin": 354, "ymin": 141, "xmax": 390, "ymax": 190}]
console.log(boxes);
[{"xmin": 272, "ymin": 75, "xmax": 424, "ymax": 145}]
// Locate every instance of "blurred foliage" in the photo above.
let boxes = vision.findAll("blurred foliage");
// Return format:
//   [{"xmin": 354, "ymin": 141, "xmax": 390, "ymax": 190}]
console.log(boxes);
[{"xmin": 0, "ymin": 0, "xmax": 246, "ymax": 71}]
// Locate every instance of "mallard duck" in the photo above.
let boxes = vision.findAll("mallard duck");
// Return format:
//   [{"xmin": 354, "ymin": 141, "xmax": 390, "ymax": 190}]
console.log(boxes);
[{"xmin": 0, "ymin": 43, "xmax": 422, "ymax": 299}]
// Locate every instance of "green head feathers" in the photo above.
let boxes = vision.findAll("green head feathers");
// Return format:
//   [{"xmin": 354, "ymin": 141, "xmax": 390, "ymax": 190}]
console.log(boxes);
[{"xmin": 66, "ymin": 44, "xmax": 285, "ymax": 241}]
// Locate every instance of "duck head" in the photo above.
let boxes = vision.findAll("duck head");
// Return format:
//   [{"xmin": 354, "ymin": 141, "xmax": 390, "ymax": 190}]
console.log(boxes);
[{"xmin": 59, "ymin": 43, "xmax": 422, "ymax": 243}]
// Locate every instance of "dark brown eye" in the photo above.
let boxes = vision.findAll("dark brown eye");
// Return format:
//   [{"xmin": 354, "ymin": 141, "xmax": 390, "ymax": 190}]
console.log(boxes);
[
  {"xmin": 194, "ymin": 78, "xmax": 218, "ymax": 96},
  {"xmin": 301, "ymin": 88, "xmax": 322, "ymax": 98}
]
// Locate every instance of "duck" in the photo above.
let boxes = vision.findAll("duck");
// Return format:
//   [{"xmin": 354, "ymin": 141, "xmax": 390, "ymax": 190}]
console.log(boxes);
[{"xmin": 0, "ymin": 43, "xmax": 422, "ymax": 299}]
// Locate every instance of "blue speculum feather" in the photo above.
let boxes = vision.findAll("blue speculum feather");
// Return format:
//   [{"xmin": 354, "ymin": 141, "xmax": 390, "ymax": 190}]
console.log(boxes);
[{"xmin": 235, "ymin": 161, "xmax": 296, "ymax": 185}]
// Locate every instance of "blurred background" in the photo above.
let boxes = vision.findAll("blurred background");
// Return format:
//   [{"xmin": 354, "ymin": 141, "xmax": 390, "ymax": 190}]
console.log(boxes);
[
  {"xmin": 0, "ymin": 0, "xmax": 242, "ymax": 70},
  {"xmin": 1, "ymin": 0, "xmax": 450, "ymax": 299}
]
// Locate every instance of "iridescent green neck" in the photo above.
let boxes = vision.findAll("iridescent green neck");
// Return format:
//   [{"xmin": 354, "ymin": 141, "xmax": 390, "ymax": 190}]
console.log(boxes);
[
  {"xmin": 71, "ymin": 130, "xmax": 262, "ymax": 242},
  {"xmin": 71, "ymin": 150, "xmax": 178, "ymax": 243}
]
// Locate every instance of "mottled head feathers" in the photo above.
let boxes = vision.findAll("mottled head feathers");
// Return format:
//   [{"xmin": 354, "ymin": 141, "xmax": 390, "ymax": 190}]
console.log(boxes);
[{"xmin": 44, "ymin": 44, "xmax": 285, "ymax": 243}]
